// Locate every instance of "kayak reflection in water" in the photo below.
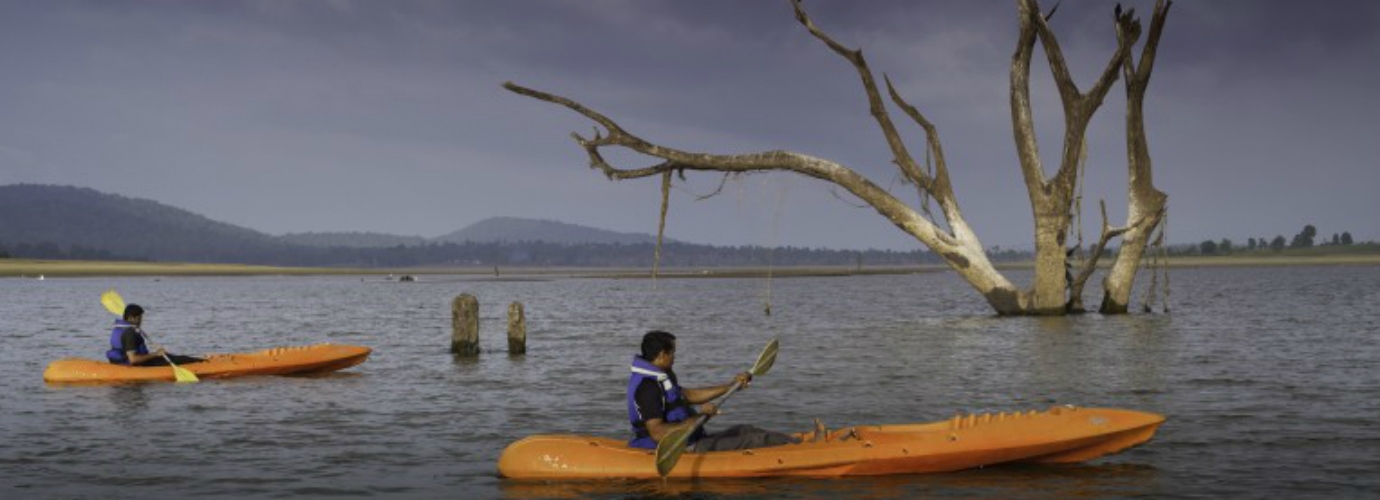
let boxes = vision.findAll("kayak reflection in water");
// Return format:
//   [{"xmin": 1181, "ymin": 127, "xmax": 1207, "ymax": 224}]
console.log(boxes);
[
  {"xmin": 105, "ymin": 304, "xmax": 205, "ymax": 367},
  {"xmin": 627, "ymin": 330, "xmax": 852, "ymax": 452}
]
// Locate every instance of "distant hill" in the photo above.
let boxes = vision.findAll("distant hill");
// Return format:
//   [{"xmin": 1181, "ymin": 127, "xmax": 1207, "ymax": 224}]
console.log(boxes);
[
  {"xmin": 0, "ymin": 184, "xmax": 291, "ymax": 263},
  {"xmin": 434, "ymin": 216, "xmax": 672, "ymax": 245},
  {"xmin": 0, "ymin": 184, "xmax": 943, "ymax": 267},
  {"xmin": 0, "ymin": 185, "xmax": 664, "ymax": 257},
  {"xmin": 279, "ymin": 231, "xmax": 427, "ymax": 248}
]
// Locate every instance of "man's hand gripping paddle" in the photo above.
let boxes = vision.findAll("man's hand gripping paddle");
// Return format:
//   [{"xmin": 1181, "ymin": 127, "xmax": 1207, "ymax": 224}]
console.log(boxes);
[{"xmin": 654, "ymin": 338, "xmax": 778, "ymax": 477}]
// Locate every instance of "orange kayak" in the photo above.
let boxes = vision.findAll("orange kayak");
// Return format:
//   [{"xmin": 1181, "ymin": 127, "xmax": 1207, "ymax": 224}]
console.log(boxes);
[
  {"xmin": 498, "ymin": 406, "xmax": 1163, "ymax": 479},
  {"xmin": 43, "ymin": 343, "xmax": 371, "ymax": 383}
]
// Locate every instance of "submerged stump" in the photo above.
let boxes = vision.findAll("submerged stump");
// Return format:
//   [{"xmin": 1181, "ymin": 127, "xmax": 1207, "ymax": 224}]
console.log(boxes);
[
  {"xmin": 508, "ymin": 302, "xmax": 526, "ymax": 355},
  {"xmin": 451, "ymin": 294, "xmax": 480, "ymax": 356}
]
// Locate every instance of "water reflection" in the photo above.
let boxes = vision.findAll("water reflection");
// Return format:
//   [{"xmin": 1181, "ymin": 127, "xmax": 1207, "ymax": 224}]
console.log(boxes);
[
  {"xmin": 1115, "ymin": 316, "xmax": 1173, "ymax": 400},
  {"xmin": 109, "ymin": 385, "xmax": 150, "ymax": 415},
  {"xmin": 1032, "ymin": 316, "xmax": 1077, "ymax": 335},
  {"xmin": 451, "ymin": 353, "xmax": 485, "ymax": 370}
]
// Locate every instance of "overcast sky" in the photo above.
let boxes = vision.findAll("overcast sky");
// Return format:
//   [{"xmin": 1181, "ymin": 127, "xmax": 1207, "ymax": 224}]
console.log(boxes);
[{"xmin": 2, "ymin": 0, "xmax": 1377, "ymax": 250}]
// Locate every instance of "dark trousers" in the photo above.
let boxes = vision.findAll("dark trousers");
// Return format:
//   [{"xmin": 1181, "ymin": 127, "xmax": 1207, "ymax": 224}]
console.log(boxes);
[{"xmin": 691, "ymin": 424, "xmax": 799, "ymax": 452}]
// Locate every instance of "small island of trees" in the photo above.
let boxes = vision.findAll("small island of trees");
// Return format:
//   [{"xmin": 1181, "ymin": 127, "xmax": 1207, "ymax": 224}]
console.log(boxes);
[{"xmin": 1189, "ymin": 225, "xmax": 1365, "ymax": 256}]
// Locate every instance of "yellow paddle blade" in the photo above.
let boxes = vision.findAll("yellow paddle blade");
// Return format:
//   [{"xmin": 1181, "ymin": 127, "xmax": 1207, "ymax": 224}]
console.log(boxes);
[
  {"xmin": 655, "ymin": 424, "xmax": 695, "ymax": 477},
  {"xmin": 750, "ymin": 339, "xmax": 779, "ymax": 377},
  {"xmin": 101, "ymin": 289, "xmax": 126, "ymax": 316},
  {"xmin": 171, "ymin": 364, "xmax": 200, "ymax": 383}
]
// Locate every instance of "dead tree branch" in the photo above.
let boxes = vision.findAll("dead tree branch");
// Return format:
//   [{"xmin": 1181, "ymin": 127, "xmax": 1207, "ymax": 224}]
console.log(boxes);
[
  {"xmin": 1067, "ymin": 199, "xmax": 1133, "ymax": 312},
  {"xmin": 1015, "ymin": 0, "xmax": 1140, "ymax": 201},
  {"xmin": 789, "ymin": 3, "xmax": 936, "ymax": 202},
  {"xmin": 502, "ymin": 81, "xmax": 961, "ymax": 252},
  {"xmin": 884, "ymin": 75, "xmax": 961, "ymax": 230}
]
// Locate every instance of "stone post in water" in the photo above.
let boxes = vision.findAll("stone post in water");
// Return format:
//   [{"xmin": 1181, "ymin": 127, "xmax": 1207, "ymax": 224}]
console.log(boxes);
[
  {"xmin": 507, "ymin": 301, "xmax": 526, "ymax": 354},
  {"xmin": 451, "ymin": 294, "xmax": 480, "ymax": 356}
]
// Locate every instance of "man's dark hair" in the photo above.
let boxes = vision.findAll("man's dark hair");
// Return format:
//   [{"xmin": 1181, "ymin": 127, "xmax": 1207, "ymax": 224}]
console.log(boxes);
[
  {"xmin": 640, "ymin": 330, "xmax": 676, "ymax": 360},
  {"xmin": 123, "ymin": 304, "xmax": 144, "ymax": 321}
]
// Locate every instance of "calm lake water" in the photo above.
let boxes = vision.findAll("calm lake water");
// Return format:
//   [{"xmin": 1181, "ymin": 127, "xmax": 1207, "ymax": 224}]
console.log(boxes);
[{"xmin": 2, "ymin": 266, "xmax": 1378, "ymax": 499}]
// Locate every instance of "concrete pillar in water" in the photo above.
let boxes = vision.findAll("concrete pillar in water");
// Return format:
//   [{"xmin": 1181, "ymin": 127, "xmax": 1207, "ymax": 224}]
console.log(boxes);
[
  {"xmin": 451, "ymin": 294, "xmax": 480, "ymax": 356},
  {"xmin": 507, "ymin": 302, "xmax": 526, "ymax": 354}
]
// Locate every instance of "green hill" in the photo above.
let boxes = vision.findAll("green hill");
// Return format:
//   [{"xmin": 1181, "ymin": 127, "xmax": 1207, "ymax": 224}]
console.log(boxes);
[
  {"xmin": 434, "ymin": 216, "xmax": 671, "ymax": 245},
  {"xmin": 0, "ymin": 183, "xmax": 942, "ymax": 267},
  {"xmin": 0, "ymin": 184, "xmax": 289, "ymax": 262}
]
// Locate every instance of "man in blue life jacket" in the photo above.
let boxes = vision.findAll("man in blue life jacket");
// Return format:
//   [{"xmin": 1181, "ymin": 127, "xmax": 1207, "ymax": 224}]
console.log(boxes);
[
  {"xmin": 106, "ymin": 304, "xmax": 204, "ymax": 366},
  {"xmin": 628, "ymin": 330, "xmax": 847, "ymax": 452}
]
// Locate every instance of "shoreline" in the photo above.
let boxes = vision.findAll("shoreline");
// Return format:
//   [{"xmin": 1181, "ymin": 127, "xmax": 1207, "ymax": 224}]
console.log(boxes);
[{"xmin": 4, "ymin": 252, "xmax": 1380, "ymax": 278}]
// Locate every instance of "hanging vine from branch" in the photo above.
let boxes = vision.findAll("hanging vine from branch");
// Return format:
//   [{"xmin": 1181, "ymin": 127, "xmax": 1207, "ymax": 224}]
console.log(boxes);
[
  {"xmin": 654, "ymin": 170, "xmax": 672, "ymax": 286},
  {"xmin": 1141, "ymin": 222, "xmax": 1165, "ymax": 313}
]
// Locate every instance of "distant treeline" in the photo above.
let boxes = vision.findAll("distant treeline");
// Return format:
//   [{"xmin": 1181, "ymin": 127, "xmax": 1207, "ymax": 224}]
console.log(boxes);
[
  {"xmin": 1179, "ymin": 224, "xmax": 1368, "ymax": 256},
  {"xmin": 0, "ymin": 238, "xmax": 1039, "ymax": 268},
  {"xmin": 0, "ymin": 242, "xmax": 127, "ymax": 261},
  {"xmin": 7, "ymin": 231, "xmax": 1376, "ymax": 268},
  {"xmin": 2, "ymin": 185, "xmax": 1370, "ymax": 266},
  {"xmin": 8, "ymin": 235, "xmax": 1378, "ymax": 268}
]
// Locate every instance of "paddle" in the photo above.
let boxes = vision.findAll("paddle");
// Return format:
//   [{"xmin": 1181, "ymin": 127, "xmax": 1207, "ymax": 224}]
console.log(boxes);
[
  {"xmin": 654, "ymin": 338, "xmax": 779, "ymax": 477},
  {"xmin": 101, "ymin": 289, "xmax": 199, "ymax": 383}
]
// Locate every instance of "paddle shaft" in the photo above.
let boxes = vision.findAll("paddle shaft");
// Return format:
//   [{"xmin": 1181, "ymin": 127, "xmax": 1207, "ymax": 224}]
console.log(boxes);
[
  {"xmin": 135, "ymin": 328, "xmax": 198, "ymax": 382},
  {"xmin": 138, "ymin": 331, "xmax": 180, "ymax": 366},
  {"xmin": 656, "ymin": 339, "xmax": 776, "ymax": 476},
  {"xmin": 679, "ymin": 378, "xmax": 746, "ymax": 442}
]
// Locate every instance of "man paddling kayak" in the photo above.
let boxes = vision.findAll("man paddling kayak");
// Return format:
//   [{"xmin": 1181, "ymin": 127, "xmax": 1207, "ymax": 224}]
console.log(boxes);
[
  {"xmin": 106, "ymin": 304, "xmax": 204, "ymax": 366},
  {"xmin": 628, "ymin": 330, "xmax": 849, "ymax": 452}
]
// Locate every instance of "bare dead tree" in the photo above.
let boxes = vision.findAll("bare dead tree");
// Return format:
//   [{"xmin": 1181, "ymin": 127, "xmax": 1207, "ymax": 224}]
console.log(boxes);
[
  {"xmin": 1012, "ymin": 0, "xmax": 1140, "ymax": 314},
  {"xmin": 503, "ymin": 0, "xmax": 1171, "ymax": 316}
]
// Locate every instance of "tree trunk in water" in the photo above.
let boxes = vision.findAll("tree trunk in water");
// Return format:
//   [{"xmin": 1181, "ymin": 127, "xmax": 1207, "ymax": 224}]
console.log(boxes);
[
  {"xmin": 1100, "ymin": 0, "xmax": 1172, "ymax": 314},
  {"xmin": 1100, "ymin": 209, "xmax": 1162, "ymax": 313},
  {"xmin": 1031, "ymin": 218, "xmax": 1070, "ymax": 315}
]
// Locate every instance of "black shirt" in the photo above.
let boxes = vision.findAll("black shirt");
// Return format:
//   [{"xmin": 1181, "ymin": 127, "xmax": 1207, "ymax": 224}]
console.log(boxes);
[
  {"xmin": 120, "ymin": 327, "xmax": 146, "ymax": 357},
  {"xmin": 633, "ymin": 370, "xmax": 682, "ymax": 424}
]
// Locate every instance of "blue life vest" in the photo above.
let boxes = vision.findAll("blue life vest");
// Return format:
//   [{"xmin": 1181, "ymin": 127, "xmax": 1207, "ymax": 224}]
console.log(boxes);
[
  {"xmin": 105, "ymin": 319, "xmax": 149, "ymax": 364},
  {"xmin": 627, "ymin": 355, "xmax": 698, "ymax": 449}
]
